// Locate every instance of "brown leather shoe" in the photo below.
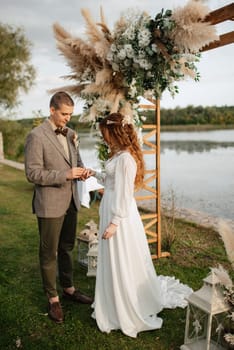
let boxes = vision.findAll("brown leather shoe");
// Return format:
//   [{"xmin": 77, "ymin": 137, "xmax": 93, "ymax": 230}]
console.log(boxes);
[
  {"xmin": 47, "ymin": 301, "xmax": 64, "ymax": 324},
  {"xmin": 62, "ymin": 289, "xmax": 93, "ymax": 304}
]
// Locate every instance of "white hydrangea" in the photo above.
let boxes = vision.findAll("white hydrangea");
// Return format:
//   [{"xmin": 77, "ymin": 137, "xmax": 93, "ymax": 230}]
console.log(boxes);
[
  {"xmin": 151, "ymin": 43, "xmax": 158, "ymax": 53},
  {"xmin": 138, "ymin": 59, "xmax": 152, "ymax": 70},
  {"xmin": 138, "ymin": 29, "xmax": 151, "ymax": 47},
  {"xmin": 123, "ymin": 26, "xmax": 136, "ymax": 41},
  {"xmin": 117, "ymin": 49, "xmax": 127, "ymax": 60},
  {"xmin": 124, "ymin": 59, "xmax": 131, "ymax": 67},
  {"xmin": 124, "ymin": 44, "xmax": 134, "ymax": 58},
  {"xmin": 110, "ymin": 43, "xmax": 117, "ymax": 52}
]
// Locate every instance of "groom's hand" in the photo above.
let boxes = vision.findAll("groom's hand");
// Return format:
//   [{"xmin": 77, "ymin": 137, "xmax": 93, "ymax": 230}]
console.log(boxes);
[
  {"xmin": 66, "ymin": 167, "xmax": 86, "ymax": 180},
  {"xmin": 80, "ymin": 168, "xmax": 96, "ymax": 180},
  {"xmin": 79, "ymin": 168, "xmax": 93, "ymax": 180}
]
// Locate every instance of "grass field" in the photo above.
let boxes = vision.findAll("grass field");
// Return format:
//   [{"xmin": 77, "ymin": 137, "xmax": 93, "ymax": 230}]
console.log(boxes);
[{"xmin": 0, "ymin": 164, "xmax": 232, "ymax": 350}]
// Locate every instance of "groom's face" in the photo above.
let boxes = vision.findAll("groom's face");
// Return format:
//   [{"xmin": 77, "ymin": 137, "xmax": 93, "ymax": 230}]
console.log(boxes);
[{"xmin": 50, "ymin": 103, "xmax": 74, "ymax": 128}]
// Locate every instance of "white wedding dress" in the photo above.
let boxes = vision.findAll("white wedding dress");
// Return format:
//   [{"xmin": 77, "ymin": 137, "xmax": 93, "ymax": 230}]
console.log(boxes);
[{"xmin": 92, "ymin": 151, "xmax": 192, "ymax": 338}]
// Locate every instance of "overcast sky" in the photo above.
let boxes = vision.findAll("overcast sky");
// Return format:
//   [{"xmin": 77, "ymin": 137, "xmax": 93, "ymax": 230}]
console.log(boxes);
[{"xmin": 0, "ymin": 0, "xmax": 233, "ymax": 119}]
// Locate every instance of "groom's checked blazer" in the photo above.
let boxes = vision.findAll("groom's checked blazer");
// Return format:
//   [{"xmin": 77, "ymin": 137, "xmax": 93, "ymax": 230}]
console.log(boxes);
[{"xmin": 24, "ymin": 119, "xmax": 84, "ymax": 218}]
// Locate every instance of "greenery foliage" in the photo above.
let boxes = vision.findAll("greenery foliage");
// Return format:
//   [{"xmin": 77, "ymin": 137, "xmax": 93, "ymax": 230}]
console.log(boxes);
[
  {"xmin": 0, "ymin": 118, "xmax": 31, "ymax": 162},
  {"xmin": 0, "ymin": 23, "xmax": 36, "ymax": 110}
]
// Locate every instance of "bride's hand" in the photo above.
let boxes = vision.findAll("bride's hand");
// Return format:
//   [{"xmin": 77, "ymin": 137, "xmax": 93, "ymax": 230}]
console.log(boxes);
[{"xmin": 102, "ymin": 223, "xmax": 117, "ymax": 240}]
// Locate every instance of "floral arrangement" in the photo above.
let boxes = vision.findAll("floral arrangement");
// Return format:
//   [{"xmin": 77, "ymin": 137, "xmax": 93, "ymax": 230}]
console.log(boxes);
[
  {"xmin": 71, "ymin": 132, "xmax": 79, "ymax": 149},
  {"xmin": 53, "ymin": 0, "xmax": 217, "ymax": 122},
  {"xmin": 52, "ymin": 0, "xmax": 218, "ymax": 159}
]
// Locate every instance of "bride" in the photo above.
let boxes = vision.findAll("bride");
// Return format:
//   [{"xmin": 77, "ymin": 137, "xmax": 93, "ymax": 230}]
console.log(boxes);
[{"xmin": 91, "ymin": 112, "xmax": 192, "ymax": 338}]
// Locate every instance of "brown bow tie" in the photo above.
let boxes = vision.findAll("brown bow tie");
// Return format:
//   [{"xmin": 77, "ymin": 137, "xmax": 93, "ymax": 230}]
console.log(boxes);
[{"xmin": 55, "ymin": 128, "xmax": 68, "ymax": 136}]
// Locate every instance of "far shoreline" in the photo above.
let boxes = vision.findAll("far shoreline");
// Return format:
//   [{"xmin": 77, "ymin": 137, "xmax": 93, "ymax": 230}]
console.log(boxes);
[
  {"xmin": 76, "ymin": 123, "xmax": 234, "ymax": 133},
  {"xmin": 160, "ymin": 124, "xmax": 234, "ymax": 132}
]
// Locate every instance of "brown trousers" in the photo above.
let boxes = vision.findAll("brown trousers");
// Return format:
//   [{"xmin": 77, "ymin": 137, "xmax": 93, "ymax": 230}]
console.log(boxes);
[{"xmin": 37, "ymin": 198, "xmax": 77, "ymax": 298}]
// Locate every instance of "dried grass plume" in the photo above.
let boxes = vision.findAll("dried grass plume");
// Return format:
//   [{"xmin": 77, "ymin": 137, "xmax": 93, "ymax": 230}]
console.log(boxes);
[
  {"xmin": 170, "ymin": 0, "xmax": 219, "ymax": 52},
  {"xmin": 210, "ymin": 264, "xmax": 233, "ymax": 288},
  {"xmin": 218, "ymin": 219, "xmax": 234, "ymax": 268}
]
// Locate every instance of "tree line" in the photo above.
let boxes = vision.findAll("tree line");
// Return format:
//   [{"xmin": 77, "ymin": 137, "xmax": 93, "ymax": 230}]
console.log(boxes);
[
  {"xmin": 141, "ymin": 105, "xmax": 234, "ymax": 125},
  {"xmin": 1, "ymin": 105, "xmax": 234, "ymax": 162}
]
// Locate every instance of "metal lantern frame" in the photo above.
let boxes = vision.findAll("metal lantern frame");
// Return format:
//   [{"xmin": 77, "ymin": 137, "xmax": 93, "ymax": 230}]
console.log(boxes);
[
  {"xmin": 77, "ymin": 220, "xmax": 98, "ymax": 268},
  {"xmin": 180, "ymin": 272, "xmax": 231, "ymax": 350},
  {"xmin": 87, "ymin": 238, "xmax": 98, "ymax": 277}
]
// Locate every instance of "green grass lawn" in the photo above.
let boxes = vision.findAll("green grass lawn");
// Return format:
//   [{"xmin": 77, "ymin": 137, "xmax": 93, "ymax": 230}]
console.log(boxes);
[{"xmin": 0, "ymin": 164, "xmax": 232, "ymax": 350}]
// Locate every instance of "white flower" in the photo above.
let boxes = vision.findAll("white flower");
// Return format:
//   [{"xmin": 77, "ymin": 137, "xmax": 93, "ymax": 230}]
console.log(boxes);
[
  {"xmin": 72, "ymin": 132, "xmax": 79, "ymax": 149},
  {"xmin": 224, "ymin": 333, "xmax": 234, "ymax": 345},
  {"xmin": 122, "ymin": 114, "xmax": 133, "ymax": 126},
  {"xmin": 138, "ymin": 29, "xmax": 151, "ymax": 47},
  {"xmin": 123, "ymin": 26, "xmax": 135, "ymax": 40},
  {"xmin": 117, "ymin": 49, "xmax": 127, "ymax": 60},
  {"xmin": 124, "ymin": 59, "xmax": 131, "ymax": 67},
  {"xmin": 129, "ymin": 86, "xmax": 137, "ymax": 98},
  {"xmin": 151, "ymin": 43, "xmax": 158, "ymax": 53},
  {"xmin": 138, "ymin": 59, "xmax": 152, "ymax": 70},
  {"xmin": 227, "ymin": 311, "xmax": 234, "ymax": 322},
  {"xmin": 124, "ymin": 29, "xmax": 135, "ymax": 41},
  {"xmin": 110, "ymin": 43, "xmax": 117, "ymax": 52},
  {"xmin": 124, "ymin": 44, "xmax": 134, "ymax": 58}
]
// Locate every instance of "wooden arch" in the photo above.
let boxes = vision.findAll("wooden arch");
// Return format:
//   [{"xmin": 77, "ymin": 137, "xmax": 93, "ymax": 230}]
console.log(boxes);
[{"xmin": 137, "ymin": 3, "xmax": 234, "ymax": 260}]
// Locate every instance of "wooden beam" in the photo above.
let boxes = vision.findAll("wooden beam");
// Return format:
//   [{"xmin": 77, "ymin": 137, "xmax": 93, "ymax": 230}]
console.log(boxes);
[
  {"xmin": 204, "ymin": 3, "xmax": 234, "ymax": 25},
  {"xmin": 201, "ymin": 31, "xmax": 234, "ymax": 51}
]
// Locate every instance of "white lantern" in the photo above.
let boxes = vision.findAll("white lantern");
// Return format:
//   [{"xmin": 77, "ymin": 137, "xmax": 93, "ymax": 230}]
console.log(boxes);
[
  {"xmin": 181, "ymin": 272, "xmax": 231, "ymax": 350},
  {"xmin": 87, "ymin": 238, "xmax": 98, "ymax": 277},
  {"xmin": 77, "ymin": 220, "xmax": 98, "ymax": 268}
]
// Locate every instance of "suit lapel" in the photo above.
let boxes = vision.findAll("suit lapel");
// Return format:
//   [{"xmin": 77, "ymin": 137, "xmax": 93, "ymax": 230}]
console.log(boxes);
[
  {"xmin": 42, "ymin": 120, "xmax": 72, "ymax": 165},
  {"xmin": 67, "ymin": 131, "xmax": 77, "ymax": 167}
]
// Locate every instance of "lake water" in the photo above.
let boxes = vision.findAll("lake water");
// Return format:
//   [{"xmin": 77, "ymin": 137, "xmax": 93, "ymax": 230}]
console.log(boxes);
[{"xmin": 78, "ymin": 129, "xmax": 234, "ymax": 221}]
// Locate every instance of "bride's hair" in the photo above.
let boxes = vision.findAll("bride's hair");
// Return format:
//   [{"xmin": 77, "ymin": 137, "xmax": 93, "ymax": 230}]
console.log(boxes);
[{"xmin": 99, "ymin": 113, "xmax": 145, "ymax": 190}]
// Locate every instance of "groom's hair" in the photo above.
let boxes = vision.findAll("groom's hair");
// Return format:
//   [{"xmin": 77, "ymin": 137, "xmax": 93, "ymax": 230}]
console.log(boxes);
[{"xmin": 49, "ymin": 91, "xmax": 74, "ymax": 110}]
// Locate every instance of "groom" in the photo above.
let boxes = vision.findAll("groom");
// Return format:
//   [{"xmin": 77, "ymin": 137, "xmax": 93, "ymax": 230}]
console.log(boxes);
[{"xmin": 24, "ymin": 91, "xmax": 93, "ymax": 324}]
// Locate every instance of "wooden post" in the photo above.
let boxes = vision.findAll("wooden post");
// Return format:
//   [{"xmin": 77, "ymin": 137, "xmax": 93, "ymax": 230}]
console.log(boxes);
[
  {"xmin": 155, "ymin": 99, "xmax": 161, "ymax": 258},
  {"xmin": 136, "ymin": 98, "xmax": 169, "ymax": 259},
  {"xmin": 0, "ymin": 132, "xmax": 4, "ymax": 160}
]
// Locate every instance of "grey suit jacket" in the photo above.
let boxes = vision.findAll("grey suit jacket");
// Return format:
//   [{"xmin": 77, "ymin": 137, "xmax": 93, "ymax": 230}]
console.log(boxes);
[{"xmin": 24, "ymin": 119, "xmax": 84, "ymax": 218}]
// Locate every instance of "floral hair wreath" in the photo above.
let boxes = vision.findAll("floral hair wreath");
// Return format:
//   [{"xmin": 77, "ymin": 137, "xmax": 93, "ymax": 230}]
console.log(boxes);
[{"xmin": 106, "ymin": 115, "xmax": 134, "ymax": 127}]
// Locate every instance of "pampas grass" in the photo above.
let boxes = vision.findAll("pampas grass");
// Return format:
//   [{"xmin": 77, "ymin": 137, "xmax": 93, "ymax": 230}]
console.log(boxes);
[
  {"xmin": 170, "ymin": 0, "xmax": 219, "ymax": 52},
  {"xmin": 211, "ymin": 265, "xmax": 233, "ymax": 288},
  {"xmin": 81, "ymin": 8, "xmax": 112, "ymax": 63},
  {"xmin": 218, "ymin": 219, "xmax": 234, "ymax": 269},
  {"xmin": 81, "ymin": 8, "xmax": 107, "ymax": 44},
  {"xmin": 53, "ymin": 23, "xmax": 100, "ymax": 75}
]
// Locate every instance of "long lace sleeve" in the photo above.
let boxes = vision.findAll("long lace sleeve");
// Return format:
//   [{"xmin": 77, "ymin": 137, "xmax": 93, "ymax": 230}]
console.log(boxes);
[
  {"xmin": 94, "ymin": 171, "xmax": 106, "ymax": 186},
  {"xmin": 111, "ymin": 153, "xmax": 136, "ymax": 226}
]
